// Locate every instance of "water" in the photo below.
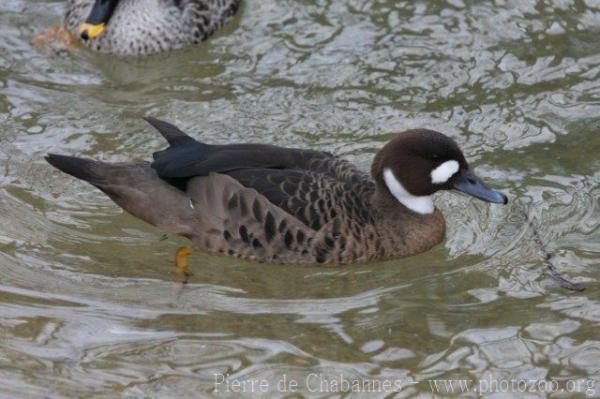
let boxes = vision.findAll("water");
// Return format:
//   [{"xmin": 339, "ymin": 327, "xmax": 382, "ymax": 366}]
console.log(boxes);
[{"xmin": 1, "ymin": 0, "xmax": 600, "ymax": 397}]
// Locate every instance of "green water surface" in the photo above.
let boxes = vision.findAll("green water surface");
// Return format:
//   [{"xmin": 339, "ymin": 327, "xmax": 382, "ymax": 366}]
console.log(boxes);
[{"xmin": 1, "ymin": 0, "xmax": 600, "ymax": 397}]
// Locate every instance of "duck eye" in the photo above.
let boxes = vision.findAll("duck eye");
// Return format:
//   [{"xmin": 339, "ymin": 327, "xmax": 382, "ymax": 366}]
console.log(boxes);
[{"xmin": 431, "ymin": 154, "xmax": 440, "ymax": 160}]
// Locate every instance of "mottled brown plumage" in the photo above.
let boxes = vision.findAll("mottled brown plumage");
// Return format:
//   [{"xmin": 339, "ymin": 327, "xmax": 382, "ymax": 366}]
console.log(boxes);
[{"xmin": 46, "ymin": 118, "xmax": 507, "ymax": 265}]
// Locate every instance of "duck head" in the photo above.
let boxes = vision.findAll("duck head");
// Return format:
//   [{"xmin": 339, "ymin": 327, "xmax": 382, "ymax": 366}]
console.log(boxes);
[
  {"xmin": 79, "ymin": 0, "xmax": 120, "ymax": 41},
  {"xmin": 372, "ymin": 129, "xmax": 508, "ymax": 214}
]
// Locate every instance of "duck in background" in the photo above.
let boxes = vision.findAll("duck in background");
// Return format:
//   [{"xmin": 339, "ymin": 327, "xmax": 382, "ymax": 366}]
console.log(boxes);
[
  {"xmin": 34, "ymin": 0, "xmax": 242, "ymax": 56},
  {"xmin": 45, "ymin": 118, "xmax": 507, "ymax": 268}
]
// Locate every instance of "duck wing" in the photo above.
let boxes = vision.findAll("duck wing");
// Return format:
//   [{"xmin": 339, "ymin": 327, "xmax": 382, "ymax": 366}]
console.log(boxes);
[
  {"xmin": 146, "ymin": 117, "xmax": 370, "ymax": 184},
  {"xmin": 146, "ymin": 118, "xmax": 375, "ymax": 230},
  {"xmin": 186, "ymin": 173, "xmax": 321, "ymax": 263},
  {"xmin": 225, "ymin": 168, "xmax": 374, "ymax": 231}
]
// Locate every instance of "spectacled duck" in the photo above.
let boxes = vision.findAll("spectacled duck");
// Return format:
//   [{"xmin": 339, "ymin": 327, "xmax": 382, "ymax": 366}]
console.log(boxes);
[{"xmin": 46, "ymin": 118, "xmax": 507, "ymax": 266}]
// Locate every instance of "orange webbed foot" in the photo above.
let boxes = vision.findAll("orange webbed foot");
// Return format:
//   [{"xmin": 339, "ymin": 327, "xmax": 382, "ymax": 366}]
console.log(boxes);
[{"xmin": 173, "ymin": 246, "xmax": 193, "ymax": 292}]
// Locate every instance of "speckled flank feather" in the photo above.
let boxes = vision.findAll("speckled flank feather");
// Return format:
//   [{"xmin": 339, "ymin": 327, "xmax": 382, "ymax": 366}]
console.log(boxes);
[
  {"xmin": 64, "ymin": 0, "xmax": 242, "ymax": 55},
  {"xmin": 46, "ymin": 118, "xmax": 448, "ymax": 265}
]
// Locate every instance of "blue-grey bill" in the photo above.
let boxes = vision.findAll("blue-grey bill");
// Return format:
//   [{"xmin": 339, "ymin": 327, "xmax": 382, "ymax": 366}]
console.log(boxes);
[{"xmin": 453, "ymin": 170, "xmax": 508, "ymax": 204}]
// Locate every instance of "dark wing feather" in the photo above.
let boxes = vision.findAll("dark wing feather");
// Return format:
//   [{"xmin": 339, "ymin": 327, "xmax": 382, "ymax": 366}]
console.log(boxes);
[
  {"xmin": 146, "ymin": 117, "xmax": 371, "ymax": 181},
  {"xmin": 144, "ymin": 117, "xmax": 191, "ymax": 146},
  {"xmin": 152, "ymin": 140, "xmax": 342, "ymax": 179},
  {"xmin": 145, "ymin": 118, "xmax": 338, "ymax": 179},
  {"xmin": 186, "ymin": 173, "xmax": 375, "ymax": 264},
  {"xmin": 185, "ymin": 173, "xmax": 319, "ymax": 263},
  {"xmin": 153, "ymin": 145, "xmax": 292, "ymax": 178},
  {"xmin": 226, "ymin": 168, "xmax": 375, "ymax": 231},
  {"xmin": 146, "ymin": 118, "xmax": 375, "ymax": 230},
  {"xmin": 151, "ymin": 130, "xmax": 368, "ymax": 183}
]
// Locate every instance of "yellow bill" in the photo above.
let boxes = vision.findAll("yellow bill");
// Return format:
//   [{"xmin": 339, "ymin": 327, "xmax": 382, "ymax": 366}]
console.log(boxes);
[{"xmin": 79, "ymin": 23, "xmax": 106, "ymax": 40}]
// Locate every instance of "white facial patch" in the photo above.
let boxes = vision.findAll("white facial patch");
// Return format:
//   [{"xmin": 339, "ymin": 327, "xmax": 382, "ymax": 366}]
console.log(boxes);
[
  {"xmin": 383, "ymin": 168, "xmax": 434, "ymax": 215},
  {"xmin": 431, "ymin": 160, "xmax": 459, "ymax": 184}
]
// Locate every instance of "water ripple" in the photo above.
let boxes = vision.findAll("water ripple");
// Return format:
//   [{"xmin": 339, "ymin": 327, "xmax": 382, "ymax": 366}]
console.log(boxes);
[{"xmin": 1, "ymin": 0, "xmax": 600, "ymax": 397}]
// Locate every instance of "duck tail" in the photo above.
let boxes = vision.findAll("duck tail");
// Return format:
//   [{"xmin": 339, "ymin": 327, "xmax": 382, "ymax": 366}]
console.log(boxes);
[
  {"xmin": 46, "ymin": 153, "xmax": 196, "ymax": 235},
  {"xmin": 45, "ymin": 154, "xmax": 108, "ymax": 187}
]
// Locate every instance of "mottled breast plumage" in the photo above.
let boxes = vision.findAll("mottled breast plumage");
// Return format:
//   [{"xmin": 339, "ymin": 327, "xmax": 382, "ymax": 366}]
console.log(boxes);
[{"xmin": 64, "ymin": 0, "xmax": 242, "ymax": 55}]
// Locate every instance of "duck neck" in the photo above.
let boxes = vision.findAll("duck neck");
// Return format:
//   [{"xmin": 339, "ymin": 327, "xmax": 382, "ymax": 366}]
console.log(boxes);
[
  {"xmin": 370, "ymin": 185, "xmax": 446, "ymax": 258},
  {"xmin": 381, "ymin": 168, "xmax": 434, "ymax": 215},
  {"xmin": 371, "ymin": 185, "xmax": 432, "ymax": 215}
]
